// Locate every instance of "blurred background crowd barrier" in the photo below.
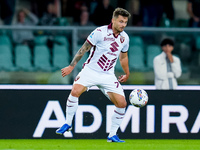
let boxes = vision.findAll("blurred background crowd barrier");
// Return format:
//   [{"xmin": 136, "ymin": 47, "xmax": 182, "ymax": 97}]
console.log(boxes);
[{"xmin": 0, "ymin": 26, "xmax": 200, "ymax": 85}]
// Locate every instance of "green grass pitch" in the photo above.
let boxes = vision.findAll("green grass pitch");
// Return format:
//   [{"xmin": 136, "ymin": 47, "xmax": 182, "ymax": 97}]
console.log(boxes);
[{"xmin": 0, "ymin": 139, "xmax": 200, "ymax": 150}]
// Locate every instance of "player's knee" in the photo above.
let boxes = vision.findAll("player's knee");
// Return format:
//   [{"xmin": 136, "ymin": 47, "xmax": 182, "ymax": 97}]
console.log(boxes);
[
  {"xmin": 117, "ymin": 100, "xmax": 127, "ymax": 108},
  {"xmin": 71, "ymin": 89, "xmax": 81, "ymax": 97},
  {"xmin": 122, "ymin": 100, "xmax": 127, "ymax": 108},
  {"xmin": 71, "ymin": 84, "xmax": 87, "ymax": 97}
]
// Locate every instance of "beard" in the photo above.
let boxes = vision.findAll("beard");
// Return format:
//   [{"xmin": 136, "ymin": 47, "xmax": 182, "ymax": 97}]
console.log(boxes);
[{"xmin": 114, "ymin": 26, "xmax": 124, "ymax": 33}]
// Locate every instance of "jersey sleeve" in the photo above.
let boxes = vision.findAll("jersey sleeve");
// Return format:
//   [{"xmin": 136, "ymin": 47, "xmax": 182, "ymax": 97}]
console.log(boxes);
[
  {"xmin": 121, "ymin": 35, "xmax": 129, "ymax": 53},
  {"xmin": 87, "ymin": 28, "xmax": 102, "ymax": 46}
]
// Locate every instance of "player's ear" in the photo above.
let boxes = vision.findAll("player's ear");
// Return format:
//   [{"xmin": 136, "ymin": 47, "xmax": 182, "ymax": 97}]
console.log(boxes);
[{"xmin": 111, "ymin": 18, "xmax": 115, "ymax": 24}]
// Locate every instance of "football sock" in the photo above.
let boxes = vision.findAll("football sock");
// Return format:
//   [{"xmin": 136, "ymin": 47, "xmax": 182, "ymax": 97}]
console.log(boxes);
[
  {"xmin": 66, "ymin": 94, "xmax": 79, "ymax": 126},
  {"xmin": 108, "ymin": 107, "xmax": 125, "ymax": 138}
]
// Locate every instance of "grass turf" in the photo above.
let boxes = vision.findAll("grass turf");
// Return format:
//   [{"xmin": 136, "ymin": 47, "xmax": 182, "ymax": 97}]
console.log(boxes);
[{"xmin": 0, "ymin": 139, "xmax": 200, "ymax": 150}]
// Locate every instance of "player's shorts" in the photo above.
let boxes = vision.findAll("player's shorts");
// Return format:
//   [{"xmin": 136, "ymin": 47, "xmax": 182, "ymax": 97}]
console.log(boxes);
[{"xmin": 73, "ymin": 66, "xmax": 125, "ymax": 99}]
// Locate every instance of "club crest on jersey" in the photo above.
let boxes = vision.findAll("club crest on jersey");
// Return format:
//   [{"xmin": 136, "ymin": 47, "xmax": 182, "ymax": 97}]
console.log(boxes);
[{"xmin": 120, "ymin": 36, "xmax": 125, "ymax": 43}]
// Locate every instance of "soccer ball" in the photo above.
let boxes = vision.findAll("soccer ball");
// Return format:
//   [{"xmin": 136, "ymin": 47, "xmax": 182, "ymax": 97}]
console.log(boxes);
[{"xmin": 129, "ymin": 89, "xmax": 148, "ymax": 108}]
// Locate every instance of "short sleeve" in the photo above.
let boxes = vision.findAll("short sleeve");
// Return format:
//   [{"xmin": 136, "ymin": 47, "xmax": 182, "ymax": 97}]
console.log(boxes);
[
  {"xmin": 87, "ymin": 28, "xmax": 102, "ymax": 46},
  {"xmin": 121, "ymin": 36, "xmax": 129, "ymax": 53}
]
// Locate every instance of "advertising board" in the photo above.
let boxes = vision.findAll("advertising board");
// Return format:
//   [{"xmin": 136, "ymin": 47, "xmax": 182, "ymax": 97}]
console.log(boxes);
[{"xmin": 0, "ymin": 85, "xmax": 200, "ymax": 139}]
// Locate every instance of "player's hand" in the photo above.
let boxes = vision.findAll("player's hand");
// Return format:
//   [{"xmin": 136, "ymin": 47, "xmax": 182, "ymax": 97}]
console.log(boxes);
[
  {"xmin": 193, "ymin": 16, "xmax": 200, "ymax": 22},
  {"xmin": 61, "ymin": 66, "xmax": 74, "ymax": 77},
  {"xmin": 118, "ymin": 74, "xmax": 129, "ymax": 83}
]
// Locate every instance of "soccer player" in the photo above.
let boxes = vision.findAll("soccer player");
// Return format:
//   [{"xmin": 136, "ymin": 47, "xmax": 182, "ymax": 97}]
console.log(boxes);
[{"xmin": 56, "ymin": 7, "xmax": 131, "ymax": 143}]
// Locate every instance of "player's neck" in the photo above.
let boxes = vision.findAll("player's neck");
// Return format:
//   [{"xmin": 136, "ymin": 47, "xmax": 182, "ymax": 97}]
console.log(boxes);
[
  {"xmin": 112, "ymin": 27, "xmax": 120, "ymax": 38},
  {"xmin": 113, "ymin": 32, "xmax": 120, "ymax": 37}
]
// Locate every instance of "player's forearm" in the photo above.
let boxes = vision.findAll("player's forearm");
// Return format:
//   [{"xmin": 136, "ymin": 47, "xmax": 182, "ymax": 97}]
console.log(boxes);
[
  {"xmin": 120, "ymin": 57, "xmax": 130, "ymax": 76},
  {"xmin": 70, "ymin": 54, "xmax": 83, "ymax": 67},
  {"xmin": 119, "ymin": 52, "xmax": 130, "ymax": 76},
  {"xmin": 123, "ymin": 64, "xmax": 130, "ymax": 77},
  {"xmin": 70, "ymin": 41, "xmax": 91, "ymax": 67},
  {"xmin": 187, "ymin": 3, "xmax": 195, "ymax": 18}
]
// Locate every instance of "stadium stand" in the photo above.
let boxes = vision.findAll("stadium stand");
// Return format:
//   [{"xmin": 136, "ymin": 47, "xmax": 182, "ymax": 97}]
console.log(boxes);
[
  {"xmin": 34, "ymin": 35, "xmax": 48, "ymax": 45},
  {"xmin": 54, "ymin": 35, "xmax": 70, "ymax": 47},
  {"xmin": 56, "ymin": 17, "xmax": 69, "ymax": 26},
  {"xmin": 0, "ymin": 35, "xmax": 13, "ymax": 50},
  {"xmin": 195, "ymin": 36, "xmax": 200, "ymax": 50},
  {"xmin": 175, "ymin": 19, "xmax": 189, "ymax": 28},
  {"xmin": 146, "ymin": 44, "xmax": 161, "ymax": 70},
  {"xmin": 15, "ymin": 45, "xmax": 35, "ymax": 71},
  {"xmin": 129, "ymin": 45, "xmax": 146, "ymax": 71},
  {"xmin": 0, "ymin": 45, "xmax": 16, "ymax": 71},
  {"xmin": 52, "ymin": 44, "xmax": 70, "ymax": 70},
  {"xmin": 129, "ymin": 35, "xmax": 144, "ymax": 48},
  {"xmin": 33, "ymin": 45, "xmax": 52, "ymax": 72}
]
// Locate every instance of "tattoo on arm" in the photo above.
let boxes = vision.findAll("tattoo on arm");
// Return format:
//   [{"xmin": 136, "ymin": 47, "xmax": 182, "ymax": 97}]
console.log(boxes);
[{"xmin": 70, "ymin": 41, "xmax": 92, "ymax": 67}]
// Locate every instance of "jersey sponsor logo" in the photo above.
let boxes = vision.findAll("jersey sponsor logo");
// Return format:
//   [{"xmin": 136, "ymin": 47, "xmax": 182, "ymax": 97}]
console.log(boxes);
[
  {"xmin": 107, "ymin": 52, "xmax": 117, "ymax": 56},
  {"xmin": 104, "ymin": 37, "xmax": 115, "ymax": 41},
  {"xmin": 120, "ymin": 36, "xmax": 125, "ymax": 43},
  {"xmin": 97, "ymin": 54, "xmax": 117, "ymax": 71},
  {"xmin": 110, "ymin": 42, "xmax": 119, "ymax": 52},
  {"xmin": 97, "ymin": 29, "xmax": 101, "ymax": 31}
]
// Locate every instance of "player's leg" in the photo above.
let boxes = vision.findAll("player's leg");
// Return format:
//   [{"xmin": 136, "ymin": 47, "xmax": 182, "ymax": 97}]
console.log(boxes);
[
  {"xmin": 66, "ymin": 84, "xmax": 87, "ymax": 125},
  {"xmin": 107, "ymin": 92, "xmax": 127, "ymax": 108},
  {"xmin": 56, "ymin": 84, "xmax": 87, "ymax": 135},
  {"xmin": 107, "ymin": 92, "xmax": 127, "ymax": 142},
  {"xmin": 98, "ymin": 74, "xmax": 126, "ymax": 142}
]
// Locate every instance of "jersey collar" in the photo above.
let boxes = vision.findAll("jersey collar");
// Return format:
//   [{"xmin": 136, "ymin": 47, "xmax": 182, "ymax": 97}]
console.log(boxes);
[{"xmin": 107, "ymin": 23, "xmax": 120, "ymax": 38}]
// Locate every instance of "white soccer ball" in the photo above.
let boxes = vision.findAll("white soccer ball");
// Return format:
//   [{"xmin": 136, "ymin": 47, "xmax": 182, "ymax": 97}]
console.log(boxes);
[{"xmin": 129, "ymin": 89, "xmax": 148, "ymax": 108}]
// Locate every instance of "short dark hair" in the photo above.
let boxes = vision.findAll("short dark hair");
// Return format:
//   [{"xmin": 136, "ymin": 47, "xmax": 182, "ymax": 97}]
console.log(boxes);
[
  {"xmin": 160, "ymin": 38, "xmax": 174, "ymax": 47},
  {"xmin": 112, "ymin": 7, "xmax": 131, "ymax": 19}
]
